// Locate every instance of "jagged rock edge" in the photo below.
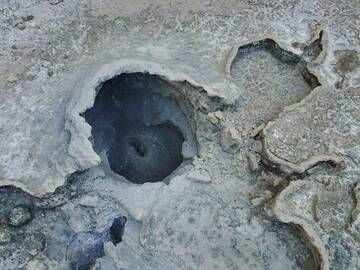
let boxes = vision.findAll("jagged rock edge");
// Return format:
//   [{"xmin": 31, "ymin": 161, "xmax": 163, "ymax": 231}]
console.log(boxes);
[
  {"xmin": 256, "ymin": 29, "xmax": 344, "ymax": 174},
  {"xmin": 273, "ymin": 180, "xmax": 330, "ymax": 270},
  {"xmin": 260, "ymin": 85, "xmax": 344, "ymax": 174},
  {"xmin": 224, "ymin": 25, "xmax": 326, "ymax": 76},
  {"xmin": 65, "ymin": 57, "xmax": 224, "ymax": 177}
]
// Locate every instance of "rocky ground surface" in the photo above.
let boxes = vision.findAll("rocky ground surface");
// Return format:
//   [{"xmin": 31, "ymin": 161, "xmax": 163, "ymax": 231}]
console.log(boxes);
[{"xmin": 0, "ymin": 0, "xmax": 359, "ymax": 269}]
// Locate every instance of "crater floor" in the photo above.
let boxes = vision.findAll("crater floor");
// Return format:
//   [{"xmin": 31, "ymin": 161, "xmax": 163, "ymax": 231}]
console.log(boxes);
[{"xmin": 0, "ymin": 1, "xmax": 359, "ymax": 270}]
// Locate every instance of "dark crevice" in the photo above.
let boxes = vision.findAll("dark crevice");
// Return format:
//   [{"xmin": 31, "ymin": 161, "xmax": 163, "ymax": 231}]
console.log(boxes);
[
  {"xmin": 109, "ymin": 216, "xmax": 127, "ymax": 246},
  {"xmin": 229, "ymin": 37, "xmax": 323, "ymax": 123},
  {"xmin": 303, "ymin": 30, "xmax": 323, "ymax": 62},
  {"xmin": 235, "ymin": 39, "xmax": 302, "ymax": 64},
  {"xmin": 33, "ymin": 172, "xmax": 81, "ymax": 209},
  {"xmin": 234, "ymin": 38, "xmax": 322, "ymax": 89},
  {"xmin": 300, "ymin": 64, "xmax": 321, "ymax": 89},
  {"xmin": 261, "ymin": 149, "xmax": 343, "ymax": 180},
  {"xmin": 66, "ymin": 215, "xmax": 127, "ymax": 270}
]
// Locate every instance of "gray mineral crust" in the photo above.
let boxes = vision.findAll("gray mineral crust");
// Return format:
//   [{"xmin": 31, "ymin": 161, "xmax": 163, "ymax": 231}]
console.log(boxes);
[{"xmin": 0, "ymin": 0, "xmax": 359, "ymax": 270}]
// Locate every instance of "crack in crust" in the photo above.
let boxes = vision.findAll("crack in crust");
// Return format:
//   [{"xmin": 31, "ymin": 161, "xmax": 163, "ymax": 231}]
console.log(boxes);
[{"xmin": 261, "ymin": 119, "xmax": 344, "ymax": 174}]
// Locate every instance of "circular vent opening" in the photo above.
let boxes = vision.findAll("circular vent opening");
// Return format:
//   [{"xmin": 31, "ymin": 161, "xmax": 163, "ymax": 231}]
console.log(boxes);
[{"xmin": 84, "ymin": 73, "xmax": 196, "ymax": 184}]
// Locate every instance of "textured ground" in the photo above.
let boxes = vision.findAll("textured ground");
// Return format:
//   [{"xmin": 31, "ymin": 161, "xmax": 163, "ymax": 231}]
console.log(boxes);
[{"xmin": 0, "ymin": 0, "xmax": 359, "ymax": 269}]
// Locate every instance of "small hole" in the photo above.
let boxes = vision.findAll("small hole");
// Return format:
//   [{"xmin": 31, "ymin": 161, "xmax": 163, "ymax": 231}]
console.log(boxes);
[
  {"xmin": 129, "ymin": 138, "xmax": 147, "ymax": 157},
  {"xmin": 110, "ymin": 216, "xmax": 127, "ymax": 246}
]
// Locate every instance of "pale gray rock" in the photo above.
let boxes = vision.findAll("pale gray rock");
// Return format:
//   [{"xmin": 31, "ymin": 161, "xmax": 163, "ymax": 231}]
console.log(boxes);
[
  {"xmin": 0, "ymin": 1, "xmax": 358, "ymax": 270},
  {"xmin": 273, "ymin": 174, "xmax": 360, "ymax": 270},
  {"xmin": 220, "ymin": 125, "xmax": 242, "ymax": 154},
  {"xmin": 25, "ymin": 260, "xmax": 48, "ymax": 270},
  {"xmin": 8, "ymin": 206, "xmax": 32, "ymax": 227},
  {"xmin": 0, "ymin": 228, "xmax": 11, "ymax": 244},
  {"xmin": 262, "ymin": 86, "xmax": 358, "ymax": 174}
]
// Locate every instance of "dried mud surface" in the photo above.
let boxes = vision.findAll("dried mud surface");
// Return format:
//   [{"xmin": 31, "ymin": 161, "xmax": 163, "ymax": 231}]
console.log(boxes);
[{"xmin": 0, "ymin": 0, "xmax": 359, "ymax": 269}]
